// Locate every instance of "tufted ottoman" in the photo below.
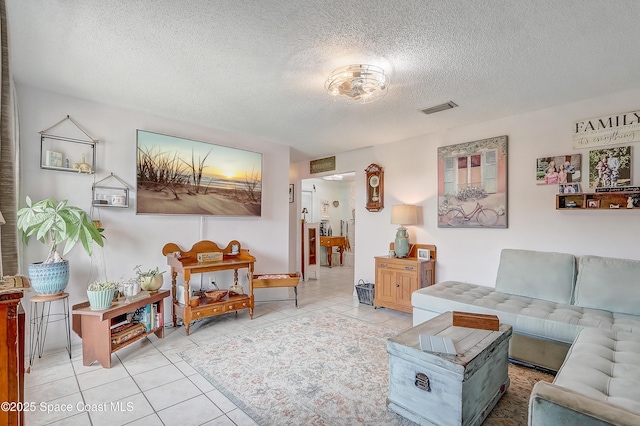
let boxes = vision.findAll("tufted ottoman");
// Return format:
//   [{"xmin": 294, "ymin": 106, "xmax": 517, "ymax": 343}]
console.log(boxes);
[{"xmin": 529, "ymin": 328, "xmax": 640, "ymax": 425}]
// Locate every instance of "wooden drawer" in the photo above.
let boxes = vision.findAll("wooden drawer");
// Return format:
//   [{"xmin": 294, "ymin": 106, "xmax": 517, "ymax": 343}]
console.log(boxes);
[
  {"xmin": 225, "ymin": 299, "xmax": 250, "ymax": 312},
  {"xmin": 193, "ymin": 304, "xmax": 224, "ymax": 318},
  {"xmin": 379, "ymin": 262, "xmax": 418, "ymax": 273}
]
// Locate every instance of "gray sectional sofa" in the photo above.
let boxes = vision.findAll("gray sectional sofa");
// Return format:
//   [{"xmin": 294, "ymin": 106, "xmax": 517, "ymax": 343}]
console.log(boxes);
[{"xmin": 411, "ymin": 248, "xmax": 640, "ymax": 425}]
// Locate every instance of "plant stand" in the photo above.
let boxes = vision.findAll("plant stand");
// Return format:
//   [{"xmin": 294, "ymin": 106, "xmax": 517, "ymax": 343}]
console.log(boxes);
[{"xmin": 29, "ymin": 293, "xmax": 71, "ymax": 367}]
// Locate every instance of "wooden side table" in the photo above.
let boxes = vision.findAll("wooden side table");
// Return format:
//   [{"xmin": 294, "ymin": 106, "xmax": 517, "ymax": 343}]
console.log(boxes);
[
  {"xmin": 29, "ymin": 292, "xmax": 71, "ymax": 367},
  {"xmin": 320, "ymin": 236, "xmax": 346, "ymax": 267}
]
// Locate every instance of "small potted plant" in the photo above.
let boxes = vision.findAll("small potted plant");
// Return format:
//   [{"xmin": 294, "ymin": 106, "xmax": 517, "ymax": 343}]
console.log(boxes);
[
  {"xmin": 17, "ymin": 197, "xmax": 105, "ymax": 294},
  {"xmin": 134, "ymin": 265, "xmax": 165, "ymax": 292},
  {"xmin": 87, "ymin": 280, "xmax": 118, "ymax": 310}
]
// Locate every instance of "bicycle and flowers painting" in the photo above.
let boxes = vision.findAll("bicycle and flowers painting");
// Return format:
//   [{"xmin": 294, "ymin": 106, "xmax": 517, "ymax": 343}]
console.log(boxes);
[{"xmin": 437, "ymin": 136, "xmax": 508, "ymax": 228}]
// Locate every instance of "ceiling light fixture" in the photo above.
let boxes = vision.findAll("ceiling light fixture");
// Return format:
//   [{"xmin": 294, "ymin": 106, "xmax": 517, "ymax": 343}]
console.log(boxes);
[{"xmin": 325, "ymin": 64, "xmax": 389, "ymax": 104}]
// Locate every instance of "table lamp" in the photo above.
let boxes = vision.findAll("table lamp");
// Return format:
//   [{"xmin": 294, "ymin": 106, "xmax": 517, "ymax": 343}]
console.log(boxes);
[{"xmin": 391, "ymin": 204, "xmax": 418, "ymax": 258}]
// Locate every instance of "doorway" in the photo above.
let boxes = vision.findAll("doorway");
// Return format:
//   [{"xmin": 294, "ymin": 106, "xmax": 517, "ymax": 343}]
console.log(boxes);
[{"xmin": 300, "ymin": 172, "xmax": 355, "ymax": 285}]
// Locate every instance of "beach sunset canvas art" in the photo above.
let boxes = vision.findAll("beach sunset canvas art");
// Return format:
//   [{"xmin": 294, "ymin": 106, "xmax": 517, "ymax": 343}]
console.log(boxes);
[{"xmin": 136, "ymin": 130, "xmax": 262, "ymax": 216}]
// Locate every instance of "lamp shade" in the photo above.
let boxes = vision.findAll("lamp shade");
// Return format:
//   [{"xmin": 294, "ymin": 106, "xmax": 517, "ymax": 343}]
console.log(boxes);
[{"xmin": 390, "ymin": 204, "xmax": 418, "ymax": 226}]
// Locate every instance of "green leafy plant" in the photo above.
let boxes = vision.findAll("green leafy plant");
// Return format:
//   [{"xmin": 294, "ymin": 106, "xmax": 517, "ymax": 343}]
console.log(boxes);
[
  {"xmin": 17, "ymin": 196, "xmax": 105, "ymax": 264},
  {"xmin": 87, "ymin": 280, "xmax": 117, "ymax": 291},
  {"xmin": 134, "ymin": 265, "xmax": 165, "ymax": 278}
]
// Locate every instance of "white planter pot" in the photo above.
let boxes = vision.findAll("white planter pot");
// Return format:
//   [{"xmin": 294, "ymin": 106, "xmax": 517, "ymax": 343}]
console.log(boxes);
[{"xmin": 87, "ymin": 288, "xmax": 115, "ymax": 311}]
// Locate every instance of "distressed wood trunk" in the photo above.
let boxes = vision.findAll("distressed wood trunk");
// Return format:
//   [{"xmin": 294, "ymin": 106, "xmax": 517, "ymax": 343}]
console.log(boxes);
[{"xmin": 387, "ymin": 312, "xmax": 512, "ymax": 426}]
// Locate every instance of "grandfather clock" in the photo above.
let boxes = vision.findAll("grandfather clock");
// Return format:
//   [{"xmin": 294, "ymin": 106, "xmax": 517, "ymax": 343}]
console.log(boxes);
[{"xmin": 365, "ymin": 163, "xmax": 384, "ymax": 212}]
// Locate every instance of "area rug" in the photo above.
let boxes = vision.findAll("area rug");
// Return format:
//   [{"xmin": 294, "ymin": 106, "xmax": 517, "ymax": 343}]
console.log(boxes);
[{"xmin": 180, "ymin": 313, "xmax": 553, "ymax": 425}]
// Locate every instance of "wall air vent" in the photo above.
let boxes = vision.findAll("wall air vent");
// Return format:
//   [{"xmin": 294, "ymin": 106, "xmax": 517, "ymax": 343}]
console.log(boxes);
[{"xmin": 420, "ymin": 101, "xmax": 458, "ymax": 115}]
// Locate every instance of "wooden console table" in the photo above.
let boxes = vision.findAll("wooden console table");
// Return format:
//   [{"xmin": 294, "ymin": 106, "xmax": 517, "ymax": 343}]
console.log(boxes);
[
  {"xmin": 320, "ymin": 236, "xmax": 346, "ymax": 267},
  {"xmin": 162, "ymin": 240, "xmax": 256, "ymax": 336},
  {"xmin": 71, "ymin": 290, "xmax": 169, "ymax": 368}
]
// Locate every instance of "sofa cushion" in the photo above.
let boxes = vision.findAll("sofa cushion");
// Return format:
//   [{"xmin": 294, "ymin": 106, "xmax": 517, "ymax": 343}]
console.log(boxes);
[
  {"xmin": 412, "ymin": 281, "xmax": 640, "ymax": 344},
  {"xmin": 495, "ymin": 249, "xmax": 577, "ymax": 304},
  {"xmin": 553, "ymin": 328, "xmax": 640, "ymax": 415},
  {"xmin": 575, "ymin": 255, "xmax": 640, "ymax": 316}
]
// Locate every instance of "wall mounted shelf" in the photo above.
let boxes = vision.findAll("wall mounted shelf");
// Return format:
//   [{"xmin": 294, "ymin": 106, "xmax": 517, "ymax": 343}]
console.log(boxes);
[
  {"xmin": 39, "ymin": 115, "xmax": 98, "ymax": 174},
  {"xmin": 556, "ymin": 191, "xmax": 640, "ymax": 210},
  {"xmin": 92, "ymin": 173, "xmax": 131, "ymax": 208}
]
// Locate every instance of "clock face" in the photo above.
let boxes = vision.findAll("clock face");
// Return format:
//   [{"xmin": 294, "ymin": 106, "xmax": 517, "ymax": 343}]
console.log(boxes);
[{"xmin": 369, "ymin": 175, "xmax": 380, "ymax": 188}]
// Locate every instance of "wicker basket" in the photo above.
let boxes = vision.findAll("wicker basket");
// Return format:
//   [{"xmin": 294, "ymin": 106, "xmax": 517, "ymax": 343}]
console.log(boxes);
[{"xmin": 355, "ymin": 279, "xmax": 374, "ymax": 306}]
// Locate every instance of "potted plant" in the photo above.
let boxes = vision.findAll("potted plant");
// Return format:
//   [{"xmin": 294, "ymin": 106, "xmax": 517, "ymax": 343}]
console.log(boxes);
[
  {"xmin": 87, "ymin": 280, "xmax": 118, "ymax": 310},
  {"xmin": 134, "ymin": 265, "xmax": 165, "ymax": 292},
  {"xmin": 17, "ymin": 196, "xmax": 105, "ymax": 294}
]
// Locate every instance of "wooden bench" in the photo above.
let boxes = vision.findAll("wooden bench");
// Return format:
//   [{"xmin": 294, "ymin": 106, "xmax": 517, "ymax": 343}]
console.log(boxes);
[{"xmin": 252, "ymin": 273, "xmax": 301, "ymax": 307}]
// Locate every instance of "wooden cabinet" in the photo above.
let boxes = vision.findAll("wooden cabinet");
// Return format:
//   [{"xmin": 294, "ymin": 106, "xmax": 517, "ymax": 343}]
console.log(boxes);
[
  {"xmin": 374, "ymin": 244, "xmax": 436, "ymax": 313},
  {"xmin": 0, "ymin": 291, "xmax": 25, "ymax": 426},
  {"xmin": 303, "ymin": 223, "xmax": 319, "ymax": 281},
  {"xmin": 71, "ymin": 290, "xmax": 169, "ymax": 368},
  {"xmin": 556, "ymin": 191, "xmax": 640, "ymax": 210}
]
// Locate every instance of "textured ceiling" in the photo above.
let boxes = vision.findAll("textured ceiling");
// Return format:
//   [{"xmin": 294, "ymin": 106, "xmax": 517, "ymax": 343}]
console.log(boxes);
[{"xmin": 7, "ymin": 1, "xmax": 640, "ymax": 162}]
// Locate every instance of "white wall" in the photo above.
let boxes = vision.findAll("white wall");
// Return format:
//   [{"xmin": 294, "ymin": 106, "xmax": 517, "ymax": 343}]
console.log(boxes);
[
  {"xmin": 292, "ymin": 88, "xmax": 640, "ymax": 288},
  {"xmin": 17, "ymin": 84, "xmax": 291, "ymax": 349}
]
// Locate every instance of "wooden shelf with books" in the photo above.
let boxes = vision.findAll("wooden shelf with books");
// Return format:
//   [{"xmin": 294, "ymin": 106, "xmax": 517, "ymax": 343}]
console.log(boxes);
[
  {"xmin": 556, "ymin": 190, "xmax": 640, "ymax": 210},
  {"xmin": 72, "ymin": 290, "xmax": 169, "ymax": 368}
]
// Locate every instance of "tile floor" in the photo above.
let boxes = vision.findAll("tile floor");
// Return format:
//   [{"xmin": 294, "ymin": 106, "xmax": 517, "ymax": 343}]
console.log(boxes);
[{"xmin": 24, "ymin": 265, "xmax": 413, "ymax": 425}]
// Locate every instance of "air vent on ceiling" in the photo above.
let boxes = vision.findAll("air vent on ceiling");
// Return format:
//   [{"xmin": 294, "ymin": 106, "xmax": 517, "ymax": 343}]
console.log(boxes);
[{"xmin": 420, "ymin": 101, "xmax": 458, "ymax": 115}]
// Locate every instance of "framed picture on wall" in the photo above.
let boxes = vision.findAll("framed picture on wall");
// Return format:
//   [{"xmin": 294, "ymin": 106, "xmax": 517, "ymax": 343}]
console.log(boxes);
[
  {"xmin": 588, "ymin": 146, "xmax": 632, "ymax": 188},
  {"xmin": 136, "ymin": 130, "xmax": 263, "ymax": 216},
  {"xmin": 289, "ymin": 184, "xmax": 294, "ymax": 203},
  {"xmin": 536, "ymin": 154, "xmax": 581, "ymax": 185},
  {"xmin": 437, "ymin": 135, "xmax": 508, "ymax": 228}
]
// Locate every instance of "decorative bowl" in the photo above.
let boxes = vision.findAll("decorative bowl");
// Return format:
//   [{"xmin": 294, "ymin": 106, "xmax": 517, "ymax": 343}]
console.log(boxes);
[
  {"xmin": 189, "ymin": 296, "xmax": 200, "ymax": 307},
  {"xmin": 204, "ymin": 290, "xmax": 228, "ymax": 302}
]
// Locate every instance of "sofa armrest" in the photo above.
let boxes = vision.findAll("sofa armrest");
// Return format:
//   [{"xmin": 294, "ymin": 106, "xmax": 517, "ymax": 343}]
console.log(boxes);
[{"xmin": 529, "ymin": 381, "xmax": 640, "ymax": 426}]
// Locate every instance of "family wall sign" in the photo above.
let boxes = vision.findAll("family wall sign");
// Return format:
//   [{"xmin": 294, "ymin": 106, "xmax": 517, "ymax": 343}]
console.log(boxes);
[{"xmin": 573, "ymin": 110, "xmax": 640, "ymax": 149}]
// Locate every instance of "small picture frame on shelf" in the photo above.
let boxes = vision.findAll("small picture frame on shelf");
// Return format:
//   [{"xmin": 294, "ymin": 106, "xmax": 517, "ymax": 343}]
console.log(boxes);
[
  {"xmin": 417, "ymin": 248, "xmax": 431, "ymax": 260},
  {"xmin": 587, "ymin": 199, "xmax": 600, "ymax": 208},
  {"xmin": 559, "ymin": 183, "xmax": 580, "ymax": 194},
  {"xmin": 45, "ymin": 150, "xmax": 63, "ymax": 168}
]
